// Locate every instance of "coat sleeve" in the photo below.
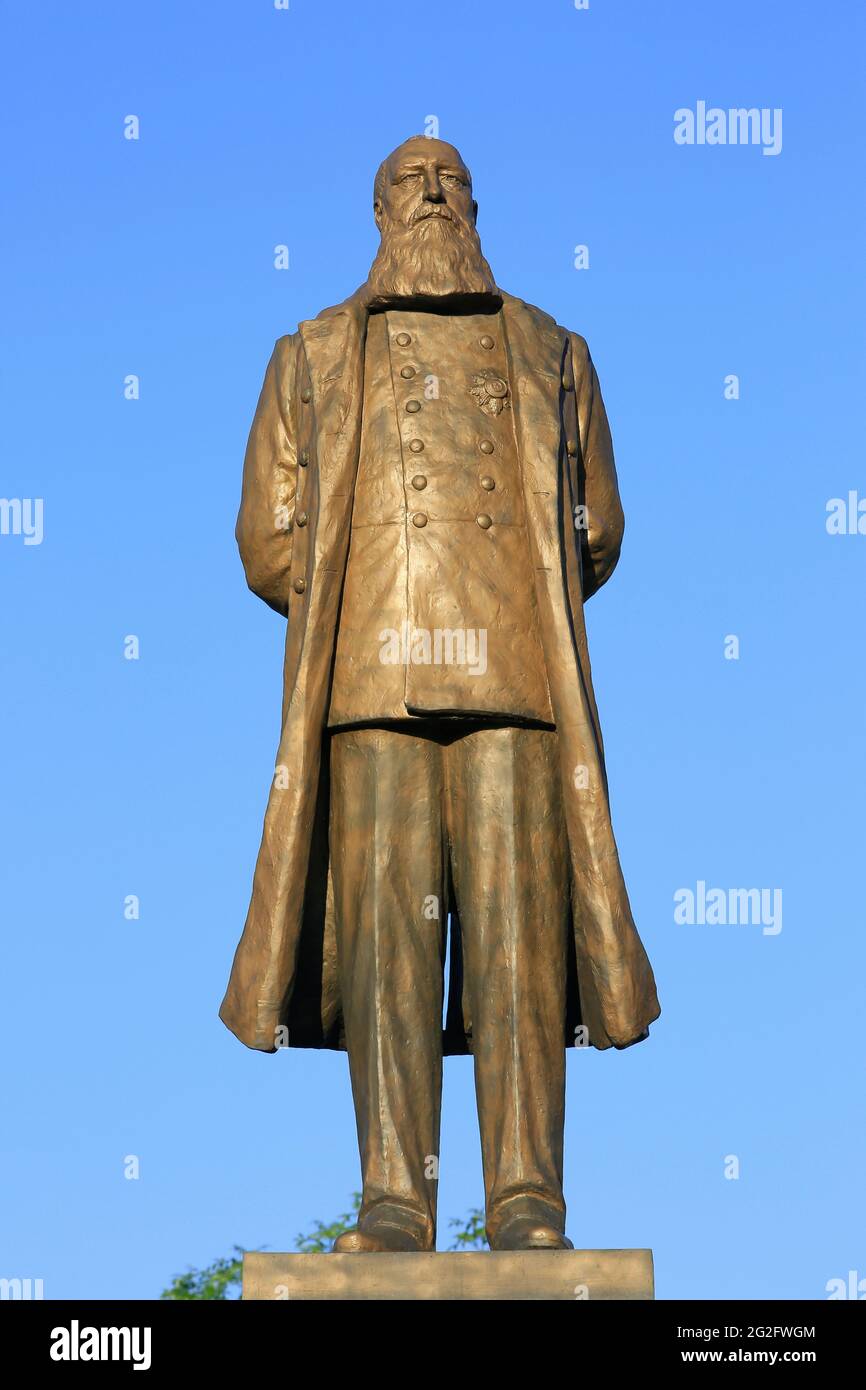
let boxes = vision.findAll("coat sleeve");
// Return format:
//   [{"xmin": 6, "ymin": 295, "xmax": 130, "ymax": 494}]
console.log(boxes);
[
  {"xmin": 235, "ymin": 334, "xmax": 299, "ymax": 617},
  {"xmin": 569, "ymin": 332, "xmax": 625, "ymax": 600}
]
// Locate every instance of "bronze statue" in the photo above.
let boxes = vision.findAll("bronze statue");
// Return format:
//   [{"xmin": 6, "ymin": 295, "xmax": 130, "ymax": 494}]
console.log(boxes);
[{"xmin": 220, "ymin": 136, "xmax": 661, "ymax": 1254}]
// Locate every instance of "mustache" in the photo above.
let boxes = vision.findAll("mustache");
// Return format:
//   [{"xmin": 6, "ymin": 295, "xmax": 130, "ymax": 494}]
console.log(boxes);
[{"xmin": 410, "ymin": 204, "xmax": 454, "ymax": 225}]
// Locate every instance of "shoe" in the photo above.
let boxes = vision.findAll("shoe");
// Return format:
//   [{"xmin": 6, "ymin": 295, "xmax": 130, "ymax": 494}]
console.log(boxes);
[
  {"xmin": 332, "ymin": 1228, "xmax": 391, "ymax": 1253},
  {"xmin": 332, "ymin": 1207, "xmax": 433, "ymax": 1253},
  {"xmin": 488, "ymin": 1214, "xmax": 574, "ymax": 1251}
]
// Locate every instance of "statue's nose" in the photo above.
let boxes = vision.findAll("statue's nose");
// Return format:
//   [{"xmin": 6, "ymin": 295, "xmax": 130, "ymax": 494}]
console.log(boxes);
[{"xmin": 421, "ymin": 169, "xmax": 445, "ymax": 202}]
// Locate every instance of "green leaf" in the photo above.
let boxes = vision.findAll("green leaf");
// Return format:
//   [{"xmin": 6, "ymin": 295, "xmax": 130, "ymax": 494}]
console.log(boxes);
[{"xmin": 160, "ymin": 1195, "xmax": 487, "ymax": 1297}]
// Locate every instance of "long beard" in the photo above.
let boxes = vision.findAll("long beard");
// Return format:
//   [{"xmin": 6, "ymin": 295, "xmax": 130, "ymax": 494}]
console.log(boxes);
[{"xmin": 365, "ymin": 211, "xmax": 498, "ymax": 307}]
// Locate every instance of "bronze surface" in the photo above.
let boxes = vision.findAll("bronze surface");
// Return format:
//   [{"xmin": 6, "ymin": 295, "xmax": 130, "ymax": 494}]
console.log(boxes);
[
  {"xmin": 242, "ymin": 1249, "xmax": 655, "ymax": 1301},
  {"xmin": 220, "ymin": 136, "xmax": 661, "ymax": 1252}
]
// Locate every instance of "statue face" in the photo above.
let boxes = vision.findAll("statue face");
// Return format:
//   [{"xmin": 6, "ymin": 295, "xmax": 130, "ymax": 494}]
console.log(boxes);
[
  {"xmin": 366, "ymin": 138, "xmax": 497, "ymax": 305},
  {"xmin": 374, "ymin": 139, "xmax": 477, "ymax": 235}
]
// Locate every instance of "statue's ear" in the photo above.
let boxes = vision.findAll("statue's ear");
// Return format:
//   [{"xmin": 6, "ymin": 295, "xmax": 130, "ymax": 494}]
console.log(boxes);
[
  {"xmin": 472, "ymin": 199, "xmax": 478, "ymax": 225},
  {"xmin": 374, "ymin": 199, "xmax": 383, "ymax": 232}
]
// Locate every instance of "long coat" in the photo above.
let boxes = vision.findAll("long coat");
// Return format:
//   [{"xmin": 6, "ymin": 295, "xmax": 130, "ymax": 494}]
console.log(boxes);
[{"xmin": 219, "ymin": 285, "xmax": 661, "ymax": 1054}]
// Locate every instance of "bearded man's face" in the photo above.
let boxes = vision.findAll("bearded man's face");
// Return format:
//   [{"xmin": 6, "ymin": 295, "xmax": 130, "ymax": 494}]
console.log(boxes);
[{"xmin": 365, "ymin": 138, "xmax": 498, "ymax": 305}]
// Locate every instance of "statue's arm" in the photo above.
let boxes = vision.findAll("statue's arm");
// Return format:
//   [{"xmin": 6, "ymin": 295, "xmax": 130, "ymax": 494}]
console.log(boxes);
[
  {"xmin": 235, "ymin": 333, "xmax": 299, "ymax": 617},
  {"xmin": 569, "ymin": 331, "xmax": 625, "ymax": 600}
]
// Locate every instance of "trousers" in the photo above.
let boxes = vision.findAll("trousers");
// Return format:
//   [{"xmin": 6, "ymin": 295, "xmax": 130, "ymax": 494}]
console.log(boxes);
[{"xmin": 328, "ymin": 719, "xmax": 570, "ymax": 1246}]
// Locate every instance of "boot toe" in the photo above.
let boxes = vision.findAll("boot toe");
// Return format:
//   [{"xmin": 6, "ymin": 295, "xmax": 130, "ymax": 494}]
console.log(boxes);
[{"xmin": 331, "ymin": 1228, "xmax": 388, "ymax": 1253}]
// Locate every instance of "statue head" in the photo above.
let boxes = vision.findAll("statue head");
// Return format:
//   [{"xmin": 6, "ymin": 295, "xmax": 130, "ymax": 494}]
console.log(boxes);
[{"xmin": 365, "ymin": 136, "xmax": 498, "ymax": 306}]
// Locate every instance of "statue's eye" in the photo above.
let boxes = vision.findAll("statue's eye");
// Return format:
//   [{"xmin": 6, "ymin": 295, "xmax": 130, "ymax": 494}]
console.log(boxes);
[
  {"xmin": 442, "ymin": 174, "xmax": 464, "ymax": 187},
  {"xmin": 398, "ymin": 172, "xmax": 421, "ymax": 185}
]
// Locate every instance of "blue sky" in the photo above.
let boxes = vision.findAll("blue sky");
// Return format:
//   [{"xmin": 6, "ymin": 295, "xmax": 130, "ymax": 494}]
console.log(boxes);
[{"xmin": 1, "ymin": 0, "xmax": 863, "ymax": 1300}]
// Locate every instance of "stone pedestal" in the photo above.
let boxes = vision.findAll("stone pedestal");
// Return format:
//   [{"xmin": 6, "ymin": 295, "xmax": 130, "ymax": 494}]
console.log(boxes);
[{"xmin": 242, "ymin": 1249, "xmax": 654, "ymax": 1300}]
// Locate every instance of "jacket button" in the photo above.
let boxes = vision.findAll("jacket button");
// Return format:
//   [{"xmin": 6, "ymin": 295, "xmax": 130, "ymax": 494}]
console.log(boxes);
[
  {"xmin": 395, "ymin": 332, "xmax": 412, "ymax": 346},
  {"xmin": 562, "ymin": 374, "xmax": 573, "ymax": 390},
  {"xmin": 400, "ymin": 365, "xmax": 416, "ymax": 379},
  {"xmin": 566, "ymin": 438, "xmax": 578, "ymax": 457},
  {"xmin": 405, "ymin": 399, "xmax": 421, "ymax": 413},
  {"xmin": 412, "ymin": 512, "xmax": 428, "ymax": 527},
  {"xmin": 476, "ymin": 514, "xmax": 493, "ymax": 529},
  {"xmin": 480, "ymin": 476, "xmax": 495, "ymax": 491},
  {"xmin": 408, "ymin": 438, "xmax": 425, "ymax": 453},
  {"xmin": 293, "ymin": 577, "xmax": 306, "ymax": 593},
  {"xmin": 296, "ymin": 512, "xmax": 308, "ymax": 527},
  {"xmin": 480, "ymin": 335, "xmax": 495, "ymax": 349},
  {"xmin": 300, "ymin": 386, "xmax": 312, "ymax": 403},
  {"xmin": 411, "ymin": 475, "xmax": 427, "ymax": 490},
  {"xmin": 479, "ymin": 438, "xmax": 494, "ymax": 454}
]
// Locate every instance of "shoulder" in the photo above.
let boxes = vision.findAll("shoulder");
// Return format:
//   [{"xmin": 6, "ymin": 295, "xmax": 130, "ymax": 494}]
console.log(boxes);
[
  {"xmin": 267, "ymin": 286, "xmax": 363, "ymax": 364},
  {"xmin": 566, "ymin": 331, "xmax": 595, "ymax": 390},
  {"xmin": 267, "ymin": 331, "xmax": 302, "ymax": 384},
  {"xmin": 566, "ymin": 330, "xmax": 590, "ymax": 363},
  {"xmin": 500, "ymin": 290, "xmax": 592, "ymax": 366},
  {"xmin": 499, "ymin": 288, "xmax": 560, "ymax": 334},
  {"xmin": 300, "ymin": 283, "xmax": 368, "ymax": 332},
  {"xmin": 272, "ymin": 331, "xmax": 300, "ymax": 356}
]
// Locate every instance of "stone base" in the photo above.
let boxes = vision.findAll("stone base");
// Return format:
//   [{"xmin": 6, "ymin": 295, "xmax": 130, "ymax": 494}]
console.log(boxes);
[{"xmin": 242, "ymin": 1249, "xmax": 654, "ymax": 1300}]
